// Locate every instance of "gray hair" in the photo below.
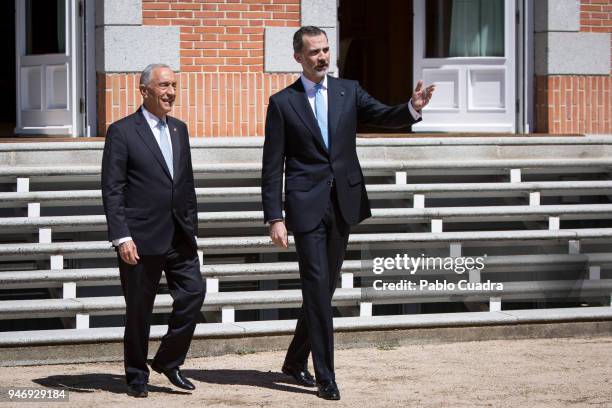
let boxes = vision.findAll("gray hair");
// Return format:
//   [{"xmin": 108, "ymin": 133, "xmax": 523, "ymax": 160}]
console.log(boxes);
[
  {"xmin": 139, "ymin": 63, "xmax": 171, "ymax": 87},
  {"xmin": 293, "ymin": 26, "xmax": 327, "ymax": 53}
]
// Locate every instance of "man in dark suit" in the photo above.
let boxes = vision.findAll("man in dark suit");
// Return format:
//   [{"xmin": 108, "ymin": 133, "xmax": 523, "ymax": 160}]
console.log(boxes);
[
  {"xmin": 102, "ymin": 63, "xmax": 204, "ymax": 398},
  {"xmin": 261, "ymin": 26, "xmax": 434, "ymax": 400}
]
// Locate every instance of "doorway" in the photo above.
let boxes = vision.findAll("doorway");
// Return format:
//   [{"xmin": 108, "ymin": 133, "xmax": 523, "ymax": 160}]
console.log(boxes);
[
  {"xmin": 0, "ymin": 0, "xmax": 16, "ymax": 137},
  {"xmin": 338, "ymin": 0, "xmax": 414, "ymax": 133},
  {"xmin": 14, "ymin": 0, "xmax": 82, "ymax": 137},
  {"xmin": 412, "ymin": 0, "xmax": 516, "ymax": 132}
]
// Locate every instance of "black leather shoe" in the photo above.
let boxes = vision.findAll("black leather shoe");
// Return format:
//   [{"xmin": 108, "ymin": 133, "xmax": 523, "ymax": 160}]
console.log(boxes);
[
  {"xmin": 317, "ymin": 380, "xmax": 340, "ymax": 400},
  {"xmin": 282, "ymin": 363, "xmax": 316, "ymax": 387},
  {"xmin": 126, "ymin": 383, "xmax": 148, "ymax": 398},
  {"xmin": 151, "ymin": 363, "xmax": 195, "ymax": 391}
]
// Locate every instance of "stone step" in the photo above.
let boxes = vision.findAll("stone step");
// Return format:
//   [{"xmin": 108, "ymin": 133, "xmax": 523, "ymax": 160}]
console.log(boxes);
[
  {"xmin": 1, "ymin": 204, "xmax": 612, "ymax": 233},
  {"xmin": 0, "ymin": 280, "xmax": 610, "ymax": 321},
  {"xmin": 2, "ymin": 158, "xmax": 612, "ymax": 183},
  {"xmin": 1, "ymin": 253, "xmax": 610, "ymax": 288},
  {"xmin": 2, "ymin": 136, "xmax": 611, "ymax": 168},
  {"xmin": 0, "ymin": 305, "xmax": 610, "ymax": 347},
  {"xmin": 0, "ymin": 228, "xmax": 612, "ymax": 261},
  {"xmin": 2, "ymin": 180, "xmax": 612, "ymax": 208},
  {"xmin": 0, "ymin": 228, "xmax": 611, "ymax": 261}
]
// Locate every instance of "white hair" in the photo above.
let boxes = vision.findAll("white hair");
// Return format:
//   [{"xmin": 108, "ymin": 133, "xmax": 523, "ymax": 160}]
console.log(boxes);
[{"xmin": 139, "ymin": 63, "xmax": 171, "ymax": 87}]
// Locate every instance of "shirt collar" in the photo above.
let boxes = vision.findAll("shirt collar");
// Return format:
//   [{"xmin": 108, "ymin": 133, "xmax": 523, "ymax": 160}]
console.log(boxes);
[
  {"xmin": 300, "ymin": 74, "xmax": 327, "ymax": 93},
  {"xmin": 141, "ymin": 105, "xmax": 167, "ymax": 128}
]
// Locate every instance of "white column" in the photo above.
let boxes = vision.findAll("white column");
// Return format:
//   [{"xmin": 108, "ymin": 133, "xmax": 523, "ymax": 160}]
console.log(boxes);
[
  {"xmin": 568, "ymin": 240, "xmax": 581, "ymax": 254},
  {"xmin": 450, "ymin": 243, "xmax": 462, "ymax": 258},
  {"xmin": 63, "ymin": 282, "xmax": 77, "ymax": 299},
  {"xmin": 431, "ymin": 219, "xmax": 443, "ymax": 233},
  {"xmin": 489, "ymin": 297, "xmax": 502, "ymax": 312},
  {"xmin": 28, "ymin": 203, "xmax": 40, "ymax": 217},
  {"xmin": 76, "ymin": 314, "xmax": 90, "ymax": 329},
  {"xmin": 588, "ymin": 266, "xmax": 600, "ymax": 280},
  {"xmin": 16, "ymin": 177, "xmax": 29, "ymax": 192},
  {"xmin": 50, "ymin": 255, "xmax": 63, "ymax": 270},
  {"xmin": 395, "ymin": 171, "xmax": 407, "ymax": 184},
  {"xmin": 413, "ymin": 194, "xmax": 425, "ymax": 209},
  {"xmin": 341, "ymin": 272, "xmax": 354, "ymax": 288},
  {"xmin": 221, "ymin": 306, "xmax": 235, "ymax": 323},
  {"xmin": 206, "ymin": 278, "xmax": 219, "ymax": 293},
  {"xmin": 529, "ymin": 192, "xmax": 540, "ymax": 206},
  {"xmin": 510, "ymin": 169, "xmax": 521, "ymax": 183},
  {"xmin": 39, "ymin": 228, "xmax": 52, "ymax": 243},
  {"xmin": 359, "ymin": 302, "xmax": 372, "ymax": 317},
  {"xmin": 548, "ymin": 216, "xmax": 560, "ymax": 231}
]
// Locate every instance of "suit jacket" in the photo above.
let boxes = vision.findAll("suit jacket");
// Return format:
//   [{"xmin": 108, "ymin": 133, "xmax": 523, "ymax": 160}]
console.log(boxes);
[
  {"xmin": 101, "ymin": 107, "xmax": 198, "ymax": 255},
  {"xmin": 262, "ymin": 76, "xmax": 421, "ymax": 233}
]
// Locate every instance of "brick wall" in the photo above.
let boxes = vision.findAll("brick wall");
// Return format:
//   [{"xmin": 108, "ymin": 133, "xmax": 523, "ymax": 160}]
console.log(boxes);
[
  {"xmin": 535, "ymin": 75, "xmax": 610, "ymax": 134},
  {"xmin": 98, "ymin": 72, "xmax": 299, "ymax": 137},
  {"xmin": 98, "ymin": 0, "xmax": 301, "ymax": 137},
  {"xmin": 536, "ymin": 0, "xmax": 612, "ymax": 134}
]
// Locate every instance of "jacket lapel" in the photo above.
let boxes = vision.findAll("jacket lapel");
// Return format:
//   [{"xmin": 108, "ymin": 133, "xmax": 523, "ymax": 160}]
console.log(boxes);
[
  {"xmin": 327, "ymin": 76, "xmax": 345, "ymax": 155},
  {"xmin": 134, "ymin": 107, "xmax": 173, "ymax": 181},
  {"xmin": 168, "ymin": 117, "xmax": 181, "ymax": 181},
  {"xmin": 287, "ymin": 79, "xmax": 329, "ymax": 154}
]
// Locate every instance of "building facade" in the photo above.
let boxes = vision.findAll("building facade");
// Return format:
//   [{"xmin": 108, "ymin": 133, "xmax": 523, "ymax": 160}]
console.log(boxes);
[{"xmin": 5, "ymin": 0, "xmax": 612, "ymax": 138}]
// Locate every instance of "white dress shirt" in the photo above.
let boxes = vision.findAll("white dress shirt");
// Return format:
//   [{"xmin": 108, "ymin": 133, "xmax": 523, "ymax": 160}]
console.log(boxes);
[
  {"xmin": 142, "ymin": 106, "xmax": 172, "ymax": 156},
  {"xmin": 112, "ymin": 106, "xmax": 171, "ymax": 247},
  {"xmin": 301, "ymin": 74, "xmax": 329, "ymax": 116}
]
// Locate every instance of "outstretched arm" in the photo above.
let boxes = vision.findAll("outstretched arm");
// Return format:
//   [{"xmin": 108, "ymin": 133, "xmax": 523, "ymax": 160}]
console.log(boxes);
[{"xmin": 356, "ymin": 80, "xmax": 435, "ymax": 128}]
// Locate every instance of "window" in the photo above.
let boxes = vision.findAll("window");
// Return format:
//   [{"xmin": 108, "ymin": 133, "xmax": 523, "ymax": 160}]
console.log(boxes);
[
  {"xmin": 425, "ymin": 0, "xmax": 504, "ymax": 58},
  {"xmin": 25, "ymin": 0, "xmax": 66, "ymax": 55}
]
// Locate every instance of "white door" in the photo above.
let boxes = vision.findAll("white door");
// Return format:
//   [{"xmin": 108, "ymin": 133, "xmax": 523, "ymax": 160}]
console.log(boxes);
[
  {"xmin": 413, "ymin": 0, "xmax": 516, "ymax": 133},
  {"xmin": 15, "ymin": 0, "xmax": 79, "ymax": 136}
]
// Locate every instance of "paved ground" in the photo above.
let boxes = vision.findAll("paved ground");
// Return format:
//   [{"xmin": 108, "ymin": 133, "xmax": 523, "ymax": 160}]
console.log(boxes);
[{"xmin": 0, "ymin": 336, "xmax": 610, "ymax": 407}]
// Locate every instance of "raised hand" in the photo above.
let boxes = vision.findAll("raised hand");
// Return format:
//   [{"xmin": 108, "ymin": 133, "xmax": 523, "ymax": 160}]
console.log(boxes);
[{"xmin": 411, "ymin": 80, "xmax": 436, "ymax": 112}]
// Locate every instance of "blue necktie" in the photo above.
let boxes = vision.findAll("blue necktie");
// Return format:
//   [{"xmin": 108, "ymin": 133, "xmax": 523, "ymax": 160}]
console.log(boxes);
[
  {"xmin": 314, "ymin": 83, "xmax": 329, "ymax": 149},
  {"xmin": 157, "ymin": 120, "xmax": 173, "ymax": 178}
]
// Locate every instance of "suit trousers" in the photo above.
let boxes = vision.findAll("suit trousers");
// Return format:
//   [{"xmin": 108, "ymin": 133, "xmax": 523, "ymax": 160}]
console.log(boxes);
[
  {"xmin": 118, "ymin": 223, "xmax": 205, "ymax": 386},
  {"xmin": 284, "ymin": 186, "xmax": 350, "ymax": 382}
]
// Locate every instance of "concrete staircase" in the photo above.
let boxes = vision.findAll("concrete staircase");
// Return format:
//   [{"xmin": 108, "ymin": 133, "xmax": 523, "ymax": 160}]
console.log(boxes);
[{"xmin": 0, "ymin": 136, "xmax": 611, "ymax": 361}]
